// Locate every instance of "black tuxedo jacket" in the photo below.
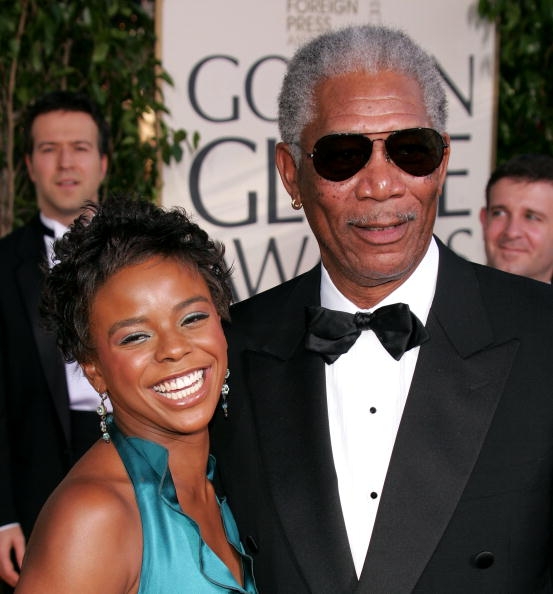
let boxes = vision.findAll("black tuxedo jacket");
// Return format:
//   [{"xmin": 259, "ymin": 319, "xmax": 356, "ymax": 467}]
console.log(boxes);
[
  {"xmin": 0, "ymin": 215, "xmax": 74, "ymax": 535},
  {"xmin": 211, "ymin": 239, "xmax": 553, "ymax": 593}
]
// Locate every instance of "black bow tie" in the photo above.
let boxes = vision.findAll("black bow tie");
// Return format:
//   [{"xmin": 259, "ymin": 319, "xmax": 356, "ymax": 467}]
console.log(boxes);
[
  {"xmin": 39, "ymin": 220, "xmax": 55, "ymax": 238},
  {"xmin": 305, "ymin": 303, "xmax": 429, "ymax": 364}
]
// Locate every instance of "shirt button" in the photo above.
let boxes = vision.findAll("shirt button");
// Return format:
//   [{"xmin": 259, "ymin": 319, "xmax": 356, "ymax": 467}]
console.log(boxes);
[
  {"xmin": 472, "ymin": 551, "xmax": 495, "ymax": 569},
  {"xmin": 370, "ymin": 492, "xmax": 378, "ymax": 499},
  {"xmin": 370, "ymin": 407, "xmax": 377, "ymax": 414}
]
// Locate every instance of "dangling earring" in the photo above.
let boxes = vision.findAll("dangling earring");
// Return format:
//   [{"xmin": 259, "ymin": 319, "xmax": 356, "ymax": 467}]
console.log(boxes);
[
  {"xmin": 96, "ymin": 392, "xmax": 111, "ymax": 443},
  {"xmin": 221, "ymin": 369, "xmax": 230, "ymax": 418}
]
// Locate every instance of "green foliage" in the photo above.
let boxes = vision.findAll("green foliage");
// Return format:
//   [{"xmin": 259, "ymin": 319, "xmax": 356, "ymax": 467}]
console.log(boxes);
[
  {"xmin": 0, "ymin": 0, "xmax": 196, "ymax": 234},
  {"xmin": 478, "ymin": 0, "xmax": 553, "ymax": 164}
]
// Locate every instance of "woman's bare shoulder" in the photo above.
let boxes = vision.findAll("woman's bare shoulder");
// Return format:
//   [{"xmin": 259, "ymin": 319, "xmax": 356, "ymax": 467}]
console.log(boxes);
[{"xmin": 16, "ymin": 442, "xmax": 141, "ymax": 594}]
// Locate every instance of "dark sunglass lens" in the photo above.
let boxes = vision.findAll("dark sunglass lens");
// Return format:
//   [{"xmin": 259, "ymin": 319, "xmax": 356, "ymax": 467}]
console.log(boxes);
[
  {"xmin": 386, "ymin": 128, "xmax": 444, "ymax": 176},
  {"xmin": 313, "ymin": 135, "xmax": 372, "ymax": 181}
]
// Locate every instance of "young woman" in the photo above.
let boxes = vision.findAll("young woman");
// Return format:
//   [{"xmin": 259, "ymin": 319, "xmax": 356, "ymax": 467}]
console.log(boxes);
[{"xmin": 15, "ymin": 197, "xmax": 257, "ymax": 593}]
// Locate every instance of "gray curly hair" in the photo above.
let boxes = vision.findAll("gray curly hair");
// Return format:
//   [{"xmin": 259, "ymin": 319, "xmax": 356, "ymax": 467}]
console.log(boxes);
[{"xmin": 278, "ymin": 24, "xmax": 447, "ymax": 162}]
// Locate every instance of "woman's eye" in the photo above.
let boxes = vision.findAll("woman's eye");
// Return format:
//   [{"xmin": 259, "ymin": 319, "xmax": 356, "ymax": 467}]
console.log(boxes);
[
  {"xmin": 119, "ymin": 332, "xmax": 150, "ymax": 345},
  {"xmin": 181, "ymin": 311, "xmax": 209, "ymax": 326}
]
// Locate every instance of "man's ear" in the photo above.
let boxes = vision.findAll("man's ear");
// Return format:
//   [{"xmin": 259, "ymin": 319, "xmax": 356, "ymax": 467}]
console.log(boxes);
[
  {"xmin": 25, "ymin": 154, "xmax": 36, "ymax": 183},
  {"xmin": 479, "ymin": 206, "xmax": 489, "ymax": 229},
  {"xmin": 82, "ymin": 360, "xmax": 106, "ymax": 394},
  {"xmin": 100, "ymin": 154, "xmax": 108, "ymax": 181},
  {"xmin": 275, "ymin": 142, "xmax": 302, "ymax": 207}
]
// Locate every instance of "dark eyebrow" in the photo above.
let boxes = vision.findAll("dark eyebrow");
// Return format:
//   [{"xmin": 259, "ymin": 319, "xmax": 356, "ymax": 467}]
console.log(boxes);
[
  {"xmin": 107, "ymin": 295, "xmax": 210, "ymax": 338},
  {"xmin": 173, "ymin": 296, "xmax": 210, "ymax": 313},
  {"xmin": 108, "ymin": 316, "xmax": 147, "ymax": 338},
  {"xmin": 36, "ymin": 140, "xmax": 94, "ymax": 148},
  {"xmin": 524, "ymin": 209, "xmax": 547, "ymax": 219}
]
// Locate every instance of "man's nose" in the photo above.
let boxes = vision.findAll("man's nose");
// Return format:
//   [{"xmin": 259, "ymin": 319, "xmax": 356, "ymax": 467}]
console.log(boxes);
[
  {"xmin": 502, "ymin": 215, "xmax": 523, "ymax": 238},
  {"xmin": 57, "ymin": 146, "xmax": 74, "ymax": 169},
  {"xmin": 353, "ymin": 140, "xmax": 405, "ymax": 201}
]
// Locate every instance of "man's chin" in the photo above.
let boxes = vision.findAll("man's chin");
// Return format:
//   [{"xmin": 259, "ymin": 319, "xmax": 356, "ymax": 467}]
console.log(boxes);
[{"xmin": 496, "ymin": 260, "xmax": 530, "ymax": 278}]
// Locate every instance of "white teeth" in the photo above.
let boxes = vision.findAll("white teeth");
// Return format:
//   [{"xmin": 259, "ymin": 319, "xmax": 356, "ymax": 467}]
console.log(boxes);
[
  {"xmin": 367, "ymin": 223, "xmax": 399, "ymax": 231},
  {"xmin": 155, "ymin": 370, "xmax": 203, "ymax": 392},
  {"xmin": 153, "ymin": 370, "xmax": 204, "ymax": 400}
]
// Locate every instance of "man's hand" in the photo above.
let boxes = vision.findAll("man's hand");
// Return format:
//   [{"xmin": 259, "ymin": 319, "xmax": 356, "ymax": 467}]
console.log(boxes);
[{"xmin": 0, "ymin": 525, "xmax": 25, "ymax": 587}]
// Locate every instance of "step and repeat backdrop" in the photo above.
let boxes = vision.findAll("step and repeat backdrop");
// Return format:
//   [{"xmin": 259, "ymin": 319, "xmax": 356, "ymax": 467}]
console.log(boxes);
[{"xmin": 160, "ymin": 0, "xmax": 496, "ymax": 302}]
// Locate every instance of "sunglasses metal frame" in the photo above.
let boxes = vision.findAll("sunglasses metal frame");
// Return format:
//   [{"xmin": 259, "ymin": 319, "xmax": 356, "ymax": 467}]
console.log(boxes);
[{"xmin": 298, "ymin": 127, "xmax": 448, "ymax": 182}]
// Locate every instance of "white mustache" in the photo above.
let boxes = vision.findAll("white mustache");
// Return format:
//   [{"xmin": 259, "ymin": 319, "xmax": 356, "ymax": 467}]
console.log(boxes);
[{"xmin": 346, "ymin": 212, "xmax": 416, "ymax": 226}]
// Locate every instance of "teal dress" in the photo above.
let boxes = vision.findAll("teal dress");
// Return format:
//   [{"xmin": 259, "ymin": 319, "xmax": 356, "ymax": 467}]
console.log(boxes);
[{"xmin": 108, "ymin": 418, "xmax": 257, "ymax": 593}]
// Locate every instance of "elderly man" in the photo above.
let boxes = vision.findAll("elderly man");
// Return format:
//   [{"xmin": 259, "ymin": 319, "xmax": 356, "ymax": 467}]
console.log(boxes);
[
  {"xmin": 480, "ymin": 153, "xmax": 553, "ymax": 283},
  {"xmin": 211, "ymin": 25, "xmax": 553, "ymax": 594},
  {"xmin": 0, "ymin": 91, "xmax": 109, "ymax": 590}
]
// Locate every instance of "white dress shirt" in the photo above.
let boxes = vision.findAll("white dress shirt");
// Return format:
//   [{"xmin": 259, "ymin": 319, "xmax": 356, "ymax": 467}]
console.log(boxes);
[
  {"xmin": 321, "ymin": 238, "xmax": 439, "ymax": 576},
  {"xmin": 40, "ymin": 213, "xmax": 111, "ymax": 412}
]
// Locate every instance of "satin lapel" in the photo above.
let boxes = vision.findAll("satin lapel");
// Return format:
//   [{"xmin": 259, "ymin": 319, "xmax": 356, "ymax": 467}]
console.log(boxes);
[
  {"xmin": 359, "ymin": 241, "xmax": 519, "ymax": 593},
  {"xmin": 16, "ymin": 219, "xmax": 71, "ymax": 442},
  {"xmin": 245, "ymin": 267, "xmax": 358, "ymax": 593}
]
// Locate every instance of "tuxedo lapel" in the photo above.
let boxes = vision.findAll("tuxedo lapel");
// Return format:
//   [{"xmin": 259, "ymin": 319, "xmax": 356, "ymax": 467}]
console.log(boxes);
[
  {"xmin": 243, "ymin": 267, "xmax": 358, "ymax": 593},
  {"xmin": 15, "ymin": 218, "xmax": 71, "ymax": 442},
  {"xmin": 359, "ymin": 241, "xmax": 519, "ymax": 593}
]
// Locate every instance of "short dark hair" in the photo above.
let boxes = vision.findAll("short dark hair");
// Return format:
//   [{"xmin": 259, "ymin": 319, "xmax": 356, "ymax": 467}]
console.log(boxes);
[
  {"xmin": 485, "ymin": 153, "xmax": 553, "ymax": 207},
  {"xmin": 41, "ymin": 195, "xmax": 232, "ymax": 363},
  {"xmin": 23, "ymin": 90, "xmax": 110, "ymax": 156}
]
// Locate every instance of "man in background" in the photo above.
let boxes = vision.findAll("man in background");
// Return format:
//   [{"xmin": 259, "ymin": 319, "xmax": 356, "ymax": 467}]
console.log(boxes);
[
  {"xmin": 480, "ymin": 153, "xmax": 553, "ymax": 283},
  {"xmin": 0, "ymin": 91, "xmax": 109, "ymax": 589}
]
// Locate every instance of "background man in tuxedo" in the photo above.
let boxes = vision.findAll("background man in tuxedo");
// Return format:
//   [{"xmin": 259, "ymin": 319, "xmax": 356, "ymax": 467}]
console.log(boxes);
[
  {"xmin": 211, "ymin": 25, "xmax": 553, "ymax": 593},
  {"xmin": 0, "ymin": 91, "xmax": 109, "ymax": 589},
  {"xmin": 480, "ymin": 153, "xmax": 553, "ymax": 283}
]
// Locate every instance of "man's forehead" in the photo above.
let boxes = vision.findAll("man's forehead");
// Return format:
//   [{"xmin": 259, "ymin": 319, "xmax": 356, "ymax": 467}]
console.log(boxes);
[
  {"xmin": 308, "ymin": 71, "xmax": 430, "ymax": 134},
  {"xmin": 490, "ymin": 178, "xmax": 553, "ymax": 212},
  {"xmin": 491, "ymin": 177, "xmax": 553, "ymax": 196},
  {"xmin": 32, "ymin": 110, "xmax": 96, "ymax": 130},
  {"xmin": 31, "ymin": 111, "xmax": 99, "ymax": 143}
]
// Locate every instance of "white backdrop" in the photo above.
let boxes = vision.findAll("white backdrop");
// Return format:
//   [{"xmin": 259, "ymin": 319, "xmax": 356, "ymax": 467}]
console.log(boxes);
[{"xmin": 160, "ymin": 0, "xmax": 496, "ymax": 302}]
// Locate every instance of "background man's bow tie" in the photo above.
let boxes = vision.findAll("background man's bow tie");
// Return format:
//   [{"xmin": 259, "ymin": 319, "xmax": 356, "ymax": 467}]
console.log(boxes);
[
  {"xmin": 39, "ymin": 220, "xmax": 55, "ymax": 238},
  {"xmin": 305, "ymin": 303, "xmax": 429, "ymax": 364}
]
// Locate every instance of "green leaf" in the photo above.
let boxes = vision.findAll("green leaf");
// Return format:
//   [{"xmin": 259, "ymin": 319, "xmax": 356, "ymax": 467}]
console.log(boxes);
[{"xmin": 92, "ymin": 41, "xmax": 109, "ymax": 63}]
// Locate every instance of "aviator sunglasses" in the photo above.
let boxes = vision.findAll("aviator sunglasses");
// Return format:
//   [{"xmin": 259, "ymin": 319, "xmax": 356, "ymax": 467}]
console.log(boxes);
[{"xmin": 302, "ymin": 127, "xmax": 448, "ymax": 182}]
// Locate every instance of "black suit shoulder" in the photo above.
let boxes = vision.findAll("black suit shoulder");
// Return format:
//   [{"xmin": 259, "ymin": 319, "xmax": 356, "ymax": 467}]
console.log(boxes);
[
  {"xmin": 0, "ymin": 223, "xmax": 26, "ymax": 259},
  {"xmin": 438, "ymin": 243, "xmax": 553, "ymax": 337},
  {"xmin": 473, "ymin": 259, "xmax": 553, "ymax": 314},
  {"xmin": 228, "ymin": 265, "xmax": 320, "ymax": 337},
  {"xmin": 0, "ymin": 216, "xmax": 45, "ymax": 270}
]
